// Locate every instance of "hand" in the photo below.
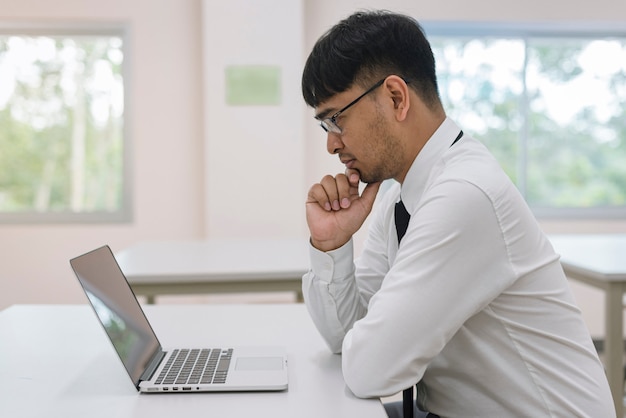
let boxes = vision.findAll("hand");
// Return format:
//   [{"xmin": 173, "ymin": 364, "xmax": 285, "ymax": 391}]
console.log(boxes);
[{"xmin": 306, "ymin": 169, "xmax": 381, "ymax": 252}]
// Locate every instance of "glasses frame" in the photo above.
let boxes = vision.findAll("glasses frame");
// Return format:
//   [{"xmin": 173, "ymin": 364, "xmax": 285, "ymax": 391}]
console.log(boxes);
[{"xmin": 317, "ymin": 78, "xmax": 386, "ymax": 134}]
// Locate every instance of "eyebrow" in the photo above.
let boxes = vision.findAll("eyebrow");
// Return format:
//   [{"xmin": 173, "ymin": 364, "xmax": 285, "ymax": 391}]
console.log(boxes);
[{"xmin": 314, "ymin": 107, "xmax": 336, "ymax": 121}]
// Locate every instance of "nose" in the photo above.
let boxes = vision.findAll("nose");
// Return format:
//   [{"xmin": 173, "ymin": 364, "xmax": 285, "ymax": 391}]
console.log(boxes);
[{"xmin": 326, "ymin": 132, "xmax": 344, "ymax": 155}]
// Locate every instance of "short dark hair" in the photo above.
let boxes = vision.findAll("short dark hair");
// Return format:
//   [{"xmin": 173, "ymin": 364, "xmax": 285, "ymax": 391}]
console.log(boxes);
[{"xmin": 301, "ymin": 10, "xmax": 441, "ymax": 110}]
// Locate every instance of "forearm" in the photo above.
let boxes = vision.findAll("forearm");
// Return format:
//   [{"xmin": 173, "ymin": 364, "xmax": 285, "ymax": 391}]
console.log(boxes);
[{"xmin": 302, "ymin": 239, "xmax": 367, "ymax": 353}]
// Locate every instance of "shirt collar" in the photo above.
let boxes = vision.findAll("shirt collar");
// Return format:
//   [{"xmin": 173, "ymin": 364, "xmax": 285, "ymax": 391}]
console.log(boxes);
[{"xmin": 400, "ymin": 117, "xmax": 462, "ymax": 213}]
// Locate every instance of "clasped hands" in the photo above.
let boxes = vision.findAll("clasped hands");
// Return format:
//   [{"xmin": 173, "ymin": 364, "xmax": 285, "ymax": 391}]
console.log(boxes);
[{"xmin": 306, "ymin": 168, "xmax": 381, "ymax": 252}]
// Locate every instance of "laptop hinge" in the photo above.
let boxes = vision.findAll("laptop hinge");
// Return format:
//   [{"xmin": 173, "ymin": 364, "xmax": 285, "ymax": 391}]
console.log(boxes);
[{"xmin": 138, "ymin": 349, "xmax": 166, "ymax": 387}]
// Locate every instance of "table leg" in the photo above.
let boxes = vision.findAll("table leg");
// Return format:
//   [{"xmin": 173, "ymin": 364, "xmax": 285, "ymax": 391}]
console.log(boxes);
[{"xmin": 605, "ymin": 283, "xmax": 623, "ymax": 417}]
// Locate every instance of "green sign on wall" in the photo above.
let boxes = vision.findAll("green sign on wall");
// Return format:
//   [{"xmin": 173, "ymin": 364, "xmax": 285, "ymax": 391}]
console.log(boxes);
[{"xmin": 225, "ymin": 65, "xmax": 281, "ymax": 106}]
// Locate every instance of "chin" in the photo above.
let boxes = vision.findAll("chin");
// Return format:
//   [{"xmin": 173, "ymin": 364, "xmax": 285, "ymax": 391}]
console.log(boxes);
[
  {"xmin": 360, "ymin": 176, "xmax": 383, "ymax": 184},
  {"xmin": 359, "ymin": 170, "xmax": 391, "ymax": 184}
]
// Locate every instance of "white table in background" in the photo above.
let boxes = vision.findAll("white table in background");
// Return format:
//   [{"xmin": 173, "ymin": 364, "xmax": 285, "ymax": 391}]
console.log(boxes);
[
  {"xmin": 116, "ymin": 238, "xmax": 309, "ymax": 303},
  {"xmin": 550, "ymin": 234, "xmax": 626, "ymax": 417},
  {"xmin": 0, "ymin": 304, "xmax": 384, "ymax": 418}
]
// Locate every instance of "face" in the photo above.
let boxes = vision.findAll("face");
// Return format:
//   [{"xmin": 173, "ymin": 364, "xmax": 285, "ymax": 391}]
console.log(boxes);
[{"xmin": 316, "ymin": 86, "xmax": 407, "ymax": 183}]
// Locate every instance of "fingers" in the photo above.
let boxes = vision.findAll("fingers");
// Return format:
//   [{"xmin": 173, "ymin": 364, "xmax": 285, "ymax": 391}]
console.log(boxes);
[
  {"xmin": 307, "ymin": 173, "xmax": 354, "ymax": 211},
  {"xmin": 305, "ymin": 175, "xmax": 381, "ymax": 252}
]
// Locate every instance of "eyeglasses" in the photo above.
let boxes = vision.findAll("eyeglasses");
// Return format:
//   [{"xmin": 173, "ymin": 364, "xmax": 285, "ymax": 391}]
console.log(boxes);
[{"xmin": 317, "ymin": 78, "xmax": 386, "ymax": 134}]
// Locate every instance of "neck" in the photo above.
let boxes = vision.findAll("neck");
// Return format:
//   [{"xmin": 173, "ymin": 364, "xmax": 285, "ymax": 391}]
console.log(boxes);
[{"xmin": 395, "ymin": 107, "xmax": 446, "ymax": 184}]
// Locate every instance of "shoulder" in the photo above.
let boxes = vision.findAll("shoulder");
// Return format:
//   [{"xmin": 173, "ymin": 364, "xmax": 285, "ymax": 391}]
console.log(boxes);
[
  {"xmin": 422, "ymin": 137, "xmax": 536, "ymax": 236},
  {"xmin": 436, "ymin": 136, "xmax": 518, "ymax": 203}
]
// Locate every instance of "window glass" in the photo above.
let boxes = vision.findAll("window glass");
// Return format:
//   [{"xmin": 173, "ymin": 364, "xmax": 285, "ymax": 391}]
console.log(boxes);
[
  {"xmin": 428, "ymin": 25, "xmax": 626, "ymax": 217},
  {"xmin": 0, "ymin": 30, "xmax": 127, "ymax": 222}
]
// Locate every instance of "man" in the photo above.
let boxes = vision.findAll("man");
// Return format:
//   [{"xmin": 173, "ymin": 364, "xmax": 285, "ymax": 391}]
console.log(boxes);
[{"xmin": 301, "ymin": 10, "xmax": 614, "ymax": 418}]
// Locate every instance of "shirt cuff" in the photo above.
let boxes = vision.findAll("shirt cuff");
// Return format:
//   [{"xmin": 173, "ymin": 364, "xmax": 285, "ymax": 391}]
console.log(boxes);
[{"xmin": 309, "ymin": 238, "xmax": 354, "ymax": 282}]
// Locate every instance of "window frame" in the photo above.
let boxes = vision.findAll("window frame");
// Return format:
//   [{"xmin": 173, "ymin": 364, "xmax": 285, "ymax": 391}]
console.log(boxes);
[
  {"xmin": 0, "ymin": 21, "xmax": 132, "ymax": 224},
  {"xmin": 422, "ymin": 20, "xmax": 626, "ymax": 219}
]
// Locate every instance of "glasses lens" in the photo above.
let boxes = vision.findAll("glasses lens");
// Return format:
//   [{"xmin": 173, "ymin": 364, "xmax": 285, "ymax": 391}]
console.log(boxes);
[{"xmin": 320, "ymin": 118, "xmax": 340, "ymax": 134}]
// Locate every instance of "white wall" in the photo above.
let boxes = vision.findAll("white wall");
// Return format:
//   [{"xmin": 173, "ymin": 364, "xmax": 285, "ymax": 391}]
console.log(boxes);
[
  {"xmin": 1, "ymin": 0, "xmax": 626, "ymax": 337},
  {"xmin": 202, "ymin": 0, "xmax": 308, "ymax": 239}
]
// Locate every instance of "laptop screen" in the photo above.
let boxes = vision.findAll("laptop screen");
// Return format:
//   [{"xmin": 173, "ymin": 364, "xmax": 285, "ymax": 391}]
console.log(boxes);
[{"xmin": 70, "ymin": 245, "xmax": 161, "ymax": 386}]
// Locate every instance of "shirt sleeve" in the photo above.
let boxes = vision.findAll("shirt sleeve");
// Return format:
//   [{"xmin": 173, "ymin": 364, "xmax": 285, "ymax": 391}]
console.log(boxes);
[
  {"xmin": 301, "ymin": 239, "xmax": 367, "ymax": 353},
  {"xmin": 301, "ymin": 185, "xmax": 399, "ymax": 354},
  {"xmin": 341, "ymin": 178, "xmax": 517, "ymax": 398}
]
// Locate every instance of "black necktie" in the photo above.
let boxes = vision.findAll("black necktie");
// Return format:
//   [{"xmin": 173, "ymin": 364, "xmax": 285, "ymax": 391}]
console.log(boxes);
[
  {"xmin": 395, "ymin": 199, "xmax": 414, "ymax": 418},
  {"xmin": 395, "ymin": 200, "xmax": 410, "ymax": 245}
]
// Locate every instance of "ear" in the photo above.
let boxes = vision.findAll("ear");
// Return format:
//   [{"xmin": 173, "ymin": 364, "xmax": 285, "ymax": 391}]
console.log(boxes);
[{"xmin": 383, "ymin": 75, "xmax": 410, "ymax": 122}]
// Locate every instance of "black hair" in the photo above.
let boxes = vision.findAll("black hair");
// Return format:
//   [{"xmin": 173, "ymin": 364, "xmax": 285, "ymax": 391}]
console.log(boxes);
[{"xmin": 301, "ymin": 10, "xmax": 441, "ymax": 110}]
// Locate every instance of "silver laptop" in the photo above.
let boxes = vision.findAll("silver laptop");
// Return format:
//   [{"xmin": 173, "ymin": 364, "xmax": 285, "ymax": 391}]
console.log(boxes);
[{"xmin": 70, "ymin": 245, "xmax": 288, "ymax": 393}]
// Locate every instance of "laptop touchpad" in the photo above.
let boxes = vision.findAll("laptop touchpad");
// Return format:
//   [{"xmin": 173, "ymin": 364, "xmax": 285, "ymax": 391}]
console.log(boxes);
[{"xmin": 235, "ymin": 357, "xmax": 284, "ymax": 371}]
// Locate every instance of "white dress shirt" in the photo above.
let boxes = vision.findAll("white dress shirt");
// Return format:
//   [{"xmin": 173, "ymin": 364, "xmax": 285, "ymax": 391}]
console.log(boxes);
[{"xmin": 302, "ymin": 118, "xmax": 614, "ymax": 417}]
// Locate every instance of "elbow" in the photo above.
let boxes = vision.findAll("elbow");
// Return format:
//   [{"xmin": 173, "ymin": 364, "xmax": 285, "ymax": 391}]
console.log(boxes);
[
  {"xmin": 345, "ymin": 379, "xmax": 377, "ymax": 399},
  {"xmin": 341, "ymin": 336, "xmax": 411, "ymax": 398},
  {"xmin": 341, "ymin": 337, "xmax": 385, "ymax": 398},
  {"xmin": 316, "ymin": 325, "xmax": 345, "ymax": 354},
  {"xmin": 326, "ymin": 339, "xmax": 343, "ymax": 354},
  {"xmin": 344, "ymin": 370, "xmax": 390, "ymax": 398},
  {"xmin": 342, "ymin": 356, "xmax": 396, "ymax": 398}
]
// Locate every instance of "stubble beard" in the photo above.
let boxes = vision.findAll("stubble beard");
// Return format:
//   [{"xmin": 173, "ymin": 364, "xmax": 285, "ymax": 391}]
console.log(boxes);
[{"xmin": 357, "ymin": 118, "xmax": 405, "ymax": 184}]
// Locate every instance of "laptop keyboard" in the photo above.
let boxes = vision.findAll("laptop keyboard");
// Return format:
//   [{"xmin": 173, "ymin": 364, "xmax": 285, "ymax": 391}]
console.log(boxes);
[{"xmin": 155, "ymin": 348, "xmax": 233, "ymax": 385}]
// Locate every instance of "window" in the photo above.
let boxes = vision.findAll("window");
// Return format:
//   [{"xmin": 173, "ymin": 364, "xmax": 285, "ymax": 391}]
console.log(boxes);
[
  {"xmin": 0, "ymin": 25, "xmax": 129, "ymax": 223},
  {"xmin": 424, "ymin": 22, "xmax": 626, "ymax": 218}
]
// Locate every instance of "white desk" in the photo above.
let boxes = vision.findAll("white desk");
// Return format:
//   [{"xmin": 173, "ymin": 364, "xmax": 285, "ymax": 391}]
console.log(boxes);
[
  {"xmin": 116, "ymin": 239, "xmax": 310, "ymax": 303},
  {"xmin": 0, "ymin": 304, "xmax": 384, "ymax": 418},
  {"xmin": 550, "ymin": 234, "xmax": 626, "ymax": 417}
]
